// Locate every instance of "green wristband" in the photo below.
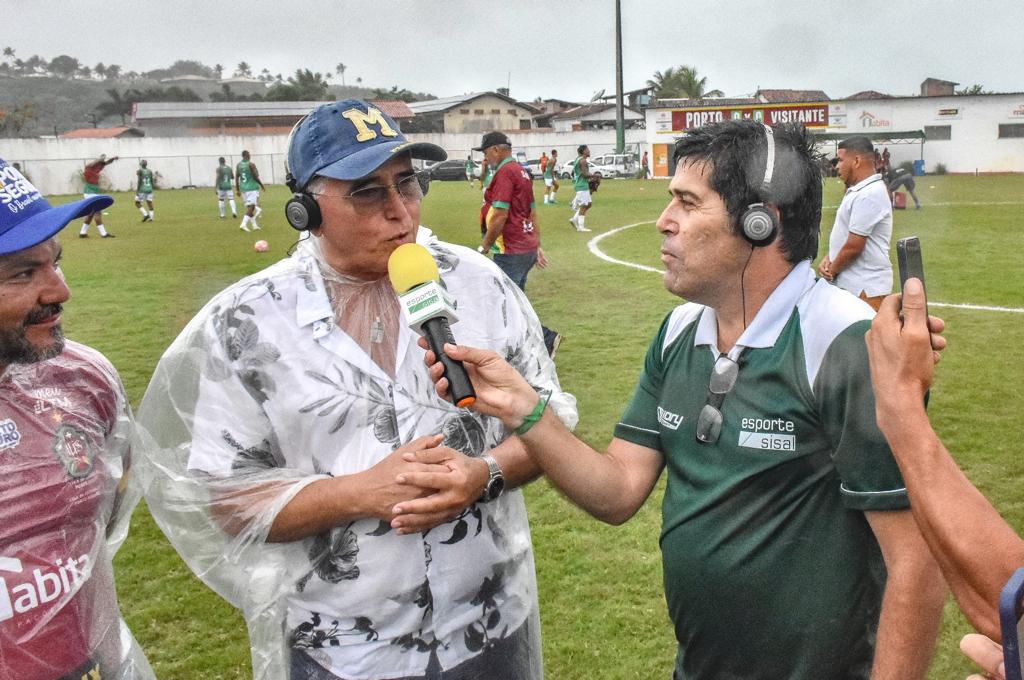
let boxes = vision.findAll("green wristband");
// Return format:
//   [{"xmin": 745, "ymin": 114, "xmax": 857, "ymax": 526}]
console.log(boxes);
[{"xmin": 515, "ymin": 391, "xmax": 551, "ymax": 436}]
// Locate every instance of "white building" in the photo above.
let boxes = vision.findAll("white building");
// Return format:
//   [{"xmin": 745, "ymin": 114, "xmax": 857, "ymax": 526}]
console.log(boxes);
[{"xmin": 644, "ymin": 90, "xmax": 1024, "ymax": 176}]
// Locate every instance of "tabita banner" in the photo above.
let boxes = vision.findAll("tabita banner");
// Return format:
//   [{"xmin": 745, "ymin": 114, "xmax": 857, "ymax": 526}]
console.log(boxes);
[{"xmin": 659, "ymin": 103, "xmax": 830, "ymax": 132}]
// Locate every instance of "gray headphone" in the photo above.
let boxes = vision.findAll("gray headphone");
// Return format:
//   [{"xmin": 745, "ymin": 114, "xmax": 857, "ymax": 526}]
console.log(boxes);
[{"xmin": 739, "ymin": 124, "xmax": 779, "ymax": 247}]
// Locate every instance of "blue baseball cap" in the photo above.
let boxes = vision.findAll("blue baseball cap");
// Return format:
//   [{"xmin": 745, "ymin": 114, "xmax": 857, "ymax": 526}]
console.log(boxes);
[
  {"xmin": 286, "ymin": 99, "xmax": 446, "ymax": 190},
  {"xmin": 0, "ymin": 159, "xmax": 113, "ymax": 255}
]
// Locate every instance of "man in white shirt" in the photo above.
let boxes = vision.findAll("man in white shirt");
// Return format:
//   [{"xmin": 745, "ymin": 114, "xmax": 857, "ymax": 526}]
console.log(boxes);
[
  {"xmin": 818, "ymin": 136, "xmax": 894, "ymax": 310},
  {"xmin": 136, "ymin": 100, "xmax": 577, "ymax": 680}
]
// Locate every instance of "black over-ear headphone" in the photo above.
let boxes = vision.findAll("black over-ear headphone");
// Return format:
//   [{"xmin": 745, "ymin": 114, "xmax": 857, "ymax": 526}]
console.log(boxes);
[
  {"xmin": 739, "ymin": 124, "xmax": 780, "ymax": 247},
  {"xmin": 284, "ymin": 115, "xmax": 323, "ymax": 231}
]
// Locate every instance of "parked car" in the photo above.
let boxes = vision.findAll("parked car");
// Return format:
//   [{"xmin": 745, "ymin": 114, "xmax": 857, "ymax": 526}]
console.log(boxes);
[
  {"xmin": 589, "ymin": 153, "xmax": 639, "ymax": 178},
  {"xmin": 428, "ymin": 159, "xmax": 478, "ymax": 181},
  {"xmin": 559, "ymin": 158, "xmax": 613, "ymax": 180},
  {"xmin": 525, "ymin": 158, "xmax": 544, "ymax": 178}
]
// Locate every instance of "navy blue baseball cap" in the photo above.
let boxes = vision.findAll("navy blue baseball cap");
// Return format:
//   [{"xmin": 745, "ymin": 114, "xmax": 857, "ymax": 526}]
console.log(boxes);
[
  {"xmin": 0, "ymin": 159, "xmax": 113, "ymax": 255},
  {"xmin": 286, "ymin": 99, "xmax": 446, "ymax": 190}
]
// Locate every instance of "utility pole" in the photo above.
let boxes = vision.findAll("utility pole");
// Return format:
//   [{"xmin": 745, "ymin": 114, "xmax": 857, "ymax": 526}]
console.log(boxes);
[{"xmin": 614, "ymin": 0, "xmax": 625, "ymax": 153}]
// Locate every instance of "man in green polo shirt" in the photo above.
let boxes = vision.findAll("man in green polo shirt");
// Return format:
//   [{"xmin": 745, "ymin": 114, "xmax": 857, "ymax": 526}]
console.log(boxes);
[{"xmin": 411, "ymin": 120, "xmax": 947, "ymax": 679}]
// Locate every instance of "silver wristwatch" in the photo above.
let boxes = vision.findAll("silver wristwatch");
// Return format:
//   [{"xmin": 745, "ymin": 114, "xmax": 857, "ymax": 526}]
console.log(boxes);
[{"xmin": 478, "ymin": 454, "xmax": 505, "ymax": 502}]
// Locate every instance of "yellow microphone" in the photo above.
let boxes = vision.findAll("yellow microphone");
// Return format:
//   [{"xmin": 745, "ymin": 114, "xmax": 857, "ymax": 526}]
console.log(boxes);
[{"xmin": 388, "ymin": 244, "xmax": 476, "ymax": 408}]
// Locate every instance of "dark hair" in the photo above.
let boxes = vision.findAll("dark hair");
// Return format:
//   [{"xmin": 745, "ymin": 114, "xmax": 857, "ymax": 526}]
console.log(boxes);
[
  {"xmin": 577, "ymin": 145, "xmax": 588, "ymax": 155},
  {"xmin": 551, "ymin": 149, "xmax": 557, "ymax": 155},
  {"xmin": 838, "ymin": 135, "xmax": 874, "ymax": 156},
  {"xmin": 241, "ymin": 150, "xmax": 250, "ymax": 159},
  {"xmin": 673, "ymin": 119, "xmax": 823, "ymax": 264},
  {"xmin": 218, "ymin": 156, "xmax": 225, "ymax": 163}
]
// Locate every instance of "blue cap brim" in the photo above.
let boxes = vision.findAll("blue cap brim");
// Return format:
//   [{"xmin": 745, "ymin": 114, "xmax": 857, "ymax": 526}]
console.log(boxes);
[
  {"xmin": 0, "ymin": 194, "xmax": 113, "ymax": 255},
  {"xmin": 316, "ymin": 140, "xmax": 447, "ymax": 182}
]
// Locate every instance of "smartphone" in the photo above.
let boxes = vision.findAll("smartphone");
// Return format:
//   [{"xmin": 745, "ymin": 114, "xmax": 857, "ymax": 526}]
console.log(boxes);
[
  {"xmin": 1000, "ymin": 567, "xmax": 1024, "ymax": 680},
  {"xmin": 896, "ymin": 236, "xmax": 928, "ymax": 313},
  {"xmin": 896, "ymin": 236, "xmax": 926, "ymax": 292}
]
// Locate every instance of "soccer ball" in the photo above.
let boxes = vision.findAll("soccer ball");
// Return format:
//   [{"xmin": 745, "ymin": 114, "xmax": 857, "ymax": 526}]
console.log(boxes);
[{"xmin": 254, "ymin": 240, "xmax": 269, "ymax": 252}]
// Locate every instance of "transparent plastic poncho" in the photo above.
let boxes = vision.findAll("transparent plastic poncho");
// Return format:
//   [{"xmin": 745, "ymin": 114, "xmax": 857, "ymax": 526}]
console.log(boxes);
[
  {"xmin": 135, "ymin": 232, "xmax": 577, "ymax": 679},
  {"xmin": 0, "ymin": 341, "xmax": 154, "ymax": 680}
]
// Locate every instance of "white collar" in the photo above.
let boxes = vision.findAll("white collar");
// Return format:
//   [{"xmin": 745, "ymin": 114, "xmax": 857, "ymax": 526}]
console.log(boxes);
[
  {"xmin": 694, "ymin": 260, "xmax": 815, "ymax": 357},
  {"xmin": 845, "ymin": 173, "xmax": 883, "ymax": 194}
]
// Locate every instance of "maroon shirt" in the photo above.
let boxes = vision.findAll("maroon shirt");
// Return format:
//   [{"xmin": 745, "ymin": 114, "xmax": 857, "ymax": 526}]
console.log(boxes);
[
  {"xmin": 0, "ymin": 343, "xmax": 125, "ymax": 680},
  {"xmin": 484, "ymin": 158, "xmax": 538, "ymax": 254}
]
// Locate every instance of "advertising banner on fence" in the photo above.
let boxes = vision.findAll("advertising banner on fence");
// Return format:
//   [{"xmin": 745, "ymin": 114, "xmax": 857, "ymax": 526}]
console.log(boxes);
[{"xmin": 657, "ymin": 103, "xmax": 831, "ymax": 133}]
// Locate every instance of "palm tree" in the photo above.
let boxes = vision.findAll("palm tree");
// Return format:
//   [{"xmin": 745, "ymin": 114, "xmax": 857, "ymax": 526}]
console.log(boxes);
[
  {"xmin": 335, "ymin": 62, "xmax": 346, "ymax": 86},
  {"xmin": 214, "ymin": 63, "xmax": 224, "ymax": 79},
  {"xmin": 2, "ymin": 47, "xmax": 13, "ymax": 62},
  {"xmin": 647, "ymin": 65, "xmax": 723, "ymax": 100},
  {"xmin": 235, "ymin": 61, "xmax": 252, "ymax": 78},
  {"xmin": 356, "ymin": 76, "xmax": 362, "ymax": 86},
  {"xmin": 94, "ymin": 62, "xmax": 107, "ymax": 79}
]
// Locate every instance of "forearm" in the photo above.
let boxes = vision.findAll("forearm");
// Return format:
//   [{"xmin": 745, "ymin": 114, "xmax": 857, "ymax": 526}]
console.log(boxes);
[
  {"xmin": 830, "ymin": 241, "xmax": 865, "ymax": 275},
  {"xmin": 520, "ymin": 409, "xmax": 656, "ymax": 524},
  {"xmin": 488, "ymin": 434, "xmax": 541, "ymax": 490},
  {"xmin": 882, "ymin": 407, "xmax": 1024, "ymax": 638},
  {"xmin": 870, "ymin": 535, "xmax": 946, "ymax": 679},
  {"xmin": 267, "ymin": 472, "xmax": 379, "ymax": 542}
]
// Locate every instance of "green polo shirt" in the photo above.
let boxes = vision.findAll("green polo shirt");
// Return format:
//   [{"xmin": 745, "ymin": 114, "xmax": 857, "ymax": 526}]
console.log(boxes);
[{"xmin": 615, "ymin": 261, "xmax": 908, "ymax": 680}]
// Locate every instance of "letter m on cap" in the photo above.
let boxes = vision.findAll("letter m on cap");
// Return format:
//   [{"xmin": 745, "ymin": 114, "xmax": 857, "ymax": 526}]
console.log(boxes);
[{"xmin": 341, "ymin": 106, "xmax": 399, "ymax": 142}]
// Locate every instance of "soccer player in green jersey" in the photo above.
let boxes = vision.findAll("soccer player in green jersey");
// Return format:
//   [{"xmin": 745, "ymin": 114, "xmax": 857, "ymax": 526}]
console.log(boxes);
[
  {"xmin": 419, "ymin": 120, "xmax": 948, "ymax": 680},
  {"xmin": 135, "ymin": 160, "xmax": 155, "ymax": 222},
  {"xmin": 215, "ymin": 157, "xmax": 237, "ymax": 219},
  {"xmin": 568, "ymin": 145, "xmax": 592, "ymax": 231},
  {"xmin": 235, "ymin": 150, "xmax": 265, "ymax": 232}
]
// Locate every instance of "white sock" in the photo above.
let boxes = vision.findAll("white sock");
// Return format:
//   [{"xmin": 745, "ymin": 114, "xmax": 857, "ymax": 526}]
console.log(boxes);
[
  {"xmin": 97, "ymin": 224, "xmax": 109, "ymax": 237},
  {"xmin": 229, "ymin": 199, "xmax": 237, "ymax": 215},
  {"xmin": 571, "ymin": 211, "xmax": 579, "ymax": 224},
  {"xmin": 219, "ymin": 200, "xmax": 225, "ymax": 217},
  {"xmin": 254, "ymin": 205, "xmax": 262, "ymax": 218},
  {"xmin": 240, "ymin": 216, "xmax": 250, "ymax": 230},
  {"xmin": 149, "ymin": 210, "xmax": 154, "ymax": 221},
  {"xmin": 80, "ymin": 223, "xmax": 89, "ymax": 235},
  {"xmin": 139, "ymin": 206, "xmax": 148, "ymax": 217},
  {"xmin": 578, "ymin": 215, "xmax": 586, "ymax": 230}
]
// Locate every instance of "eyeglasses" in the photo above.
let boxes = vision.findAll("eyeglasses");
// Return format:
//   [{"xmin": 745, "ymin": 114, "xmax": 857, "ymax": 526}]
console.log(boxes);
[
  {"xmin": 314, "ymin": 173, "xmax": 427, "ymax": 208},
  {"xmin": 695, "ymin": 354, "xmax": 740, "ymax": 445}
]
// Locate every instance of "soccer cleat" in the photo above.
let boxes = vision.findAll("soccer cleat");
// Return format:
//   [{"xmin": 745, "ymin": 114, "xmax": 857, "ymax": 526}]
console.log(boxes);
[
  {"xmin": 101, "ymin": 233, "xmax": 116, "ymax": 238},
  {"xmin": 251, "ymin": 225, "xmax": 261, "ymax": 230},
  {"xmin": 239, "ymin": 225, "xmax": 251, "ymax": 232},
  {"xmin": 79, "ymin": 233, "xmax": 88, "ymax": 238},
  {"xmin": 577, "ymin": 226, "xmax": 592, "ymax": 232}
]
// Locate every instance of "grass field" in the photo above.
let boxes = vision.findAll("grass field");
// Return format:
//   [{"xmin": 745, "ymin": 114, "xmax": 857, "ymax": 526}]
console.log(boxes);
[{"xmin": 50, "ymin": 172, "xmax": 1024, "ymax": 679}]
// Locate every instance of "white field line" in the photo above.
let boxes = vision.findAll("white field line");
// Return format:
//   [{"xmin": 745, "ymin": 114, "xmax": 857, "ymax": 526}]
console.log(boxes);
[{"xmin": 587, "ymin": 221, "xmax": 1024, "ymax": 315}]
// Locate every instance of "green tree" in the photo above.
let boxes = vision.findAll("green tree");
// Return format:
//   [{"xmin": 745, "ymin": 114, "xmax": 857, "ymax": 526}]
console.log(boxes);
[
  {"xmin": 956, "ymin": 84, "xmax": 991, "ymax": 95},
  {"xmin": 2, "ymin": 47, "xmax": 13, "ymax": 61},
  {"xmin": 647, "ymin": 65, "xmax": 723, "ymax": 99},
  {"xmin": 265, "ymin": 69, "xmax": 330, "ymax": 101},
  {"xmin": 96, "ymin": 88, "xmax": 140, "ymax": 125},
  {"xmin": 335, "ymin": 62, "xmax": 347, "ymax": 86},
  {"xmin": 214, "ymin": 63, "xmax": 224, "ymax": 79},
  {"xmin": 0, "ymin": 101, "xmax": 39, "ymax": 136},
  {"xmin": 105, "ymin": 64, "xmax": 122, "ymax": 80},
  {"xmin": 94, "ymin": 62, "xmax": 107, "ymax": 79},
  {"xmin": 371, "ymin": 85, "xmax": 419, "ymax": 102},
  {"xmin": 234, "ymin": 61, "xmax": 252, "ymax": 77}
]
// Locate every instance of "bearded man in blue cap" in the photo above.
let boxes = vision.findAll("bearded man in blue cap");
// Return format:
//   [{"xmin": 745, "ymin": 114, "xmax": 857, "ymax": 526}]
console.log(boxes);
[
  {"xmin": 0, "ymin": 159, "xmax": 153, "ymax": 679},
  {"xmin": 137, "ymin": 101, "xmax": 577, "ymax": 680}
]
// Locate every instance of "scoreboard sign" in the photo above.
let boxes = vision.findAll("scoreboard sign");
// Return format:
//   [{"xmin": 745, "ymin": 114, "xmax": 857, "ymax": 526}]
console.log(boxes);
[{"xmin": 668, "ymin": 103, "xmax": 830, "ymax": 132}]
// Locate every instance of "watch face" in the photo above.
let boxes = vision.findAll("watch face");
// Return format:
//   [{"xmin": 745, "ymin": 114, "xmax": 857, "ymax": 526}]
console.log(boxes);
[{"xmin": 485, "ymin": 476, "xmax": 505, "ymax": 501}]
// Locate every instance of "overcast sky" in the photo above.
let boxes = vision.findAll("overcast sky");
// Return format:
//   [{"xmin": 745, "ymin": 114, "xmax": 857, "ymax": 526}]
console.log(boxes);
[{"xmin": 9, "ymin": 0, "xmax": 1022, "ymax": 102}]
